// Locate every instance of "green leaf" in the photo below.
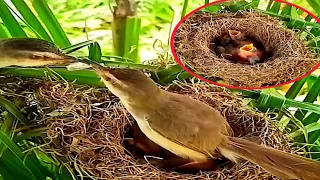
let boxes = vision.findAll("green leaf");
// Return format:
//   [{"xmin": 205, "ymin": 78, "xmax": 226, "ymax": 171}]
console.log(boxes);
[
  {"xmin": 306, "ymin": 0, "xmax": 320, "ymax": 16},
  {"xmin": 0, "ymin": 0, "xmax": 27, "ymax": 37},
  {"xmin": 88, "ymin": 42, "xmax": 102, "ymax": 61},
  {"xmin": 285, "ymin": 77, "xmax": 308, "ymax": 99},
  {"xmin": 181, "ymin": 0, "xmax": 189, "ymax": 19},
  {"xmin": 225, "ymin": 1, "xmax": 252, "ymax": 12},
  {"xmin": 0, "ymin": 96, "xmax": 28, "ymax": 124},
  {"xmin": 14, "ymin": 127, "xmax": 48, "ymax": 143},
  {"xmin": 290, "ymin": 122, "xmax": 320, "ymax": 138},
  {"xmin": 10, "ymin": 0, "xmax": 52, "ymax": 41},
  {"xmin": 32, "ymin": 0, "xmax": 71, "ymax": 48},
  {"xmin": 124, "ymin": 17, "xmax": 141, "ymax": 63},
  {"xmin": 266, "ymin": 0, "xmax": 273, "ymax": 10},
  {"xmin": 0, "ymin": 24, "xmax": 11, "ymax": 38},
  {"xmin": 260, "ymin": 10, "xmax": 320, "ymax": 29},
  {"xmin": 0, "ymin": 112, "xmax": 14, "ymax": 156},
  {"xmin": 269, "ymin": 1, "xmax": 281, "ymax": 13},
  {"xmin": 63, "ymin": 40, "xmax": 96, "ymax": 54},
  {"xmin": 281, "ymin": 5, "xmax": 291, "ymax": 15},
  {"xmin": 0, "ymin": 152, "xmax": 34, "ymax": 180},
  {"xmin": 202, "ymin": 4, "xmax": 221, "ymax": 13},
  {"xmin": 287, "ymin": 7, "xmax": 305, "ymax": 29},
  {"xmin": 0, "ymin": 130, "xmax": 46, "ymax": 179},
  {"xmin": 294, "ymin": 76, "xmax": 320, "ymax": 120}
]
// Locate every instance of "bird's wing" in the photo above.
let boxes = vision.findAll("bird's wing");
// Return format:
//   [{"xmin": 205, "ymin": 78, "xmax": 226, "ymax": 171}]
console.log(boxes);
[{"xmin": 146, "ymin": 92, "xmax": 232, "ymax": 157}]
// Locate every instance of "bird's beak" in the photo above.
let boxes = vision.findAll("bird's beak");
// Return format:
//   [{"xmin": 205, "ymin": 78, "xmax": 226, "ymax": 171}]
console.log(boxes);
[
  {"xmin": 228, "ymin": 30, "xmax": 242, "ymax": 40},
  {"xmin": 91, "ymin": 64, "xmax": 111, "ymax": 80},
  {"xmin": 240, "ymin": 43, "xmax": 256, "ymax": 52},
  {"xmin": 238, "ymin": 43, "xmax": 256, "ymax": 58}
]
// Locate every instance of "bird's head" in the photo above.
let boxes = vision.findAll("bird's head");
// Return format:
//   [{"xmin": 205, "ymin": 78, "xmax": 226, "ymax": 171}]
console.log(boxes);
[
  {"xmin": 238, "ymin": 43, "xmax": 256, "ymax": 57},
  {"xmin": 92, "ymin": 65, "xmax": 160, "ymax": 100},
  {"xmin": 238, "ymin": 44, "xmax": 259, "ymax": 64},
  {"xmin": 0, "ymin": 38, "xmax": 76, "ymax": 67},
  {"xmin": 228, "ymin": 30, "xmax": 243, "ymax": 41}
]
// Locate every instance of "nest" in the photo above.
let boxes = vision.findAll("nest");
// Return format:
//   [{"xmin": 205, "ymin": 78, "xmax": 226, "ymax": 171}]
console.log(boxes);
[
  {"xmin": 173, "ymin": 11, "xmax": 320, "ymax": 87},
  {"xmin": 24, "ymin": 78, "xmax": 296, "ymax": 180}
]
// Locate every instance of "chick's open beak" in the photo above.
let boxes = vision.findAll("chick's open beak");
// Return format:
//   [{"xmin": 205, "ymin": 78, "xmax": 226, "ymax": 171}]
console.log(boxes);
[
  {"xmin": 238, "ymin": 43, "xmax": 257, "ymax": 59},
  {"xmin": 228, "ymin": 30, "xmax": 242, "ymax": 40}
]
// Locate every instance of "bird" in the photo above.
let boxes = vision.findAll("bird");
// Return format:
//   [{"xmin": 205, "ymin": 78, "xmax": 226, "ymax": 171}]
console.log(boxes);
[
  {"xmin": 217, "ymin": 43, "xmax": 261, "ymax": 64},
  {"xmin": 228, "ymin": 30, "xmax": 243, "ymax": 41},
  {"xmin": 0, "ymin": 38, "xmax": 75, "ymax": 68},
  {"xmin": 214, "ymin": 30, "xmax": 270, "ymax": 64},
  {"xmin": 89, "ymin": 65, "xmax": 320, "ymax": 180},
  {"xmin": 214, "ymin": 31, "xmax": 231, "ymax": 46}
]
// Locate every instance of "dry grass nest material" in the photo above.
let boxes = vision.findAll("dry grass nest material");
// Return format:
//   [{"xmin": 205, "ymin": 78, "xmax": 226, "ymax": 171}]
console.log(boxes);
[
  {"xmin": 28, "ymin": 79, "xmax": 295, "ymax": 180},
  {"xmin": 174, "ymin": 11, "xmax": 320, "ymax": 87}
]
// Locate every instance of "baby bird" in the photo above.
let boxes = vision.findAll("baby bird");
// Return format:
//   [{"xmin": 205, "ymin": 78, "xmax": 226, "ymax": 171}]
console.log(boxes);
[
  {"xmin": 215, "ymin": 30, "xmax": 270, "ymax": 64},
  {"xmin": 219, "ymin": 43, "xmax": 262, "ymax": 64},
  {"xmin": 214, "ymin": 31, "xmax": 231, "ymax": 46}
]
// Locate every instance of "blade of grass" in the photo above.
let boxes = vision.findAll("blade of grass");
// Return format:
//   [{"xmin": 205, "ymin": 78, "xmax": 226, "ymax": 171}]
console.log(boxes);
[
  {"xmin": 0, "ymin": 112, "xmax": 15, "ymax": 157},
  {"xmin": 202, "ymin": 3, "xmax": 221, "ymax": 13},
  {"xmin": 0, "ymin": 153, "xmax": 34, "ymax": 180},
  {"xmin": 14, "ymin": 127, "xmax": 48, "ymax": 143},
  {"xmin": 306, "ymin": 0, "xmax": 320, "ymax": 16},
  {"xmin": 0, "ymin": 96, "xmax": 28, "ymax": 124},
  {"xmin": 269, "ymin": 1, "xmax": 281, "ymax": 13},
  {"xmin": 10, "ymin": 0, "xmax": 52, "ymax": 41},
  {"xmin": 124, "ymin": 17, "xmax": 141, "ymax": 63},
  {"xmin": 285, "ymin": 77, "xmax": 308, "ymax": 99},
  {"xmin": 88, "ymin": 42, "xmax": 102, "ymax": 61},
  {"xmin": 0, "ymin": 24, "xmax": 11, "ymax": 38},
  {"xmin": 225, "ymin": 0, "xmax": 255, "ymax": 12},
  {"xmin": 0, "ymin": 130, "xmax": 46, "ymax": 179},
  {"xmin": 294, "ymin": 76, "xmax": 320, "ymax": 120},
  {"xmin": 0, "ymin": 0, "xmax": 27, "ymax": 37},
  {"xmin": 259, "ymin": 10, "xmax": 320, "ymax": 28},
  {"xmin": 0, "ymin": 67, "xmax": 103, "ymax": 86},
  {"xmin": 266, "ymin": 0, "xmax": 273, "ymax": 10},
  {"xmin": 281, "ymin": 5, "xmax": 291, "ymax": 15},
  {"xmin": 290, "ymin": 122, "xmax": 320, "ymax": 138},
  {"xmin": 32, "ymin": 0, "xmax": 71, "ymax": 48},
  {"xmin": 63, "ymin": 40, "xmax": 96, "ymax": 54},
  {"xmin": 181, "ymin": 0, "xmax": 189, "ymax": 19}
]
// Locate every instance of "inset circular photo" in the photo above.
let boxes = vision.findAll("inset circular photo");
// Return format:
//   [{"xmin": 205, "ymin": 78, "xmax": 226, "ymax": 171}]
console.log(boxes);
[{"xmin": 171, "ymin": 0, "xmax": 320, "ymax": 89}]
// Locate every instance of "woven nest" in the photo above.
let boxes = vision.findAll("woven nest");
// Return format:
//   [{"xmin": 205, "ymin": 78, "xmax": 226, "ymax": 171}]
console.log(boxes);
[
  {"xmin": 14, "ymin": 78, "xmax": 296, "ymax": 180},
  {"xmin": 173, "ymin": 11, "xmax": 320, "ymax": 87}
]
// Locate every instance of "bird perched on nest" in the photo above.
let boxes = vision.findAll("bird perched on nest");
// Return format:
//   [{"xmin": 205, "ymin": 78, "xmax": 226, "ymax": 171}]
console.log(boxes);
[
  {"xmin": 90, "ymin": 65, "xmax": 320, "ymax": 180},
  {"xmin": 214, "ymin": 30, "xmax": 268, "ymax": 64},
  {"xmin": 0, "ymin": 38, "xmax": 75, "ymax": 68}
]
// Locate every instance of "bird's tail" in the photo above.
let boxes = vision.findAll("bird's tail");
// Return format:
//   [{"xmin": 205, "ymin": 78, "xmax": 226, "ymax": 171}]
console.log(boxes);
[{"xmin": 218, "ymin": 137, "xmax": 320, "ymax": 180}]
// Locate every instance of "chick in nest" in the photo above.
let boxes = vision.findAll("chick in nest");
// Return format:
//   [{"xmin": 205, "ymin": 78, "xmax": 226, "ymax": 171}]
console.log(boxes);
[{"xmin": 215, "ymin": 30, "xmax": 269, "ymax": 64}]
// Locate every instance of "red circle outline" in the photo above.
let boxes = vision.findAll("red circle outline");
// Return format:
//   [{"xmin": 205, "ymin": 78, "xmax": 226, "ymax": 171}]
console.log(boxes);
[{"xmin": 170, "ymin": 0, "xmax": 320, "ymax": 90}]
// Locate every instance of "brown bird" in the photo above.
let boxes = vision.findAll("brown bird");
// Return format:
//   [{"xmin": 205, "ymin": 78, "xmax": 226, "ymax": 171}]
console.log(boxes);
[
  {"xmin": 214, "ymin": 31, "xmax": 231, "ymax": 46},
  {"xmin": 0, "ymin": 38, "xmax": 75, "ymax": 68},
  {"xmin": 228, "ymin": 30, "xmax": 256, "ymax": 47},
  {"xmin": 91, "ymin": 66, "xmax": 320, "ymax": 180},
  {"xmin": 228, "ymin": 30, "xmax": 243, "ymax": 41},
  {"xmin": 219, "ymin": 43, "xmax": 259, "ymax": 64}
]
